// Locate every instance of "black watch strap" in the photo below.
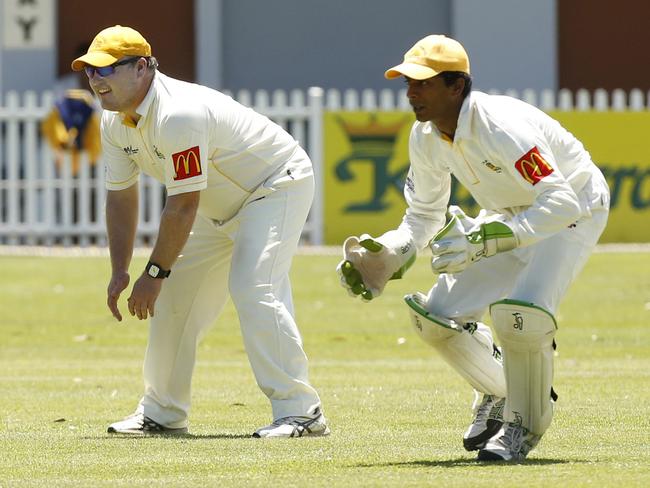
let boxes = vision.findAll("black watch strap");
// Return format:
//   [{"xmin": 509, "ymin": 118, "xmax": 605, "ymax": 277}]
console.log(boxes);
[{"xmin": 145, "ymin": 261, "xmax": 171, "ymax": 279}]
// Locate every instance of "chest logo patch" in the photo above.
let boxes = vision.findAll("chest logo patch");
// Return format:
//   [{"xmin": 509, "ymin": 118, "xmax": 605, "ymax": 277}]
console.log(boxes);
[
  {"xmin": 514, "ymin": 146, "xmax": 553, "ymax": 185},
  {"xmin": 172, "ymin": 146, "xmax": 202, "ymax": 180}
]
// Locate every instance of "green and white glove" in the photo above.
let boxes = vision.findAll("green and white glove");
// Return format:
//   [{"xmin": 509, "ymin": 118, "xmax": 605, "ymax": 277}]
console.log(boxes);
[
  {"xmin": 336, "ymin": 232, "xmax": 416, "ymax": 301},
  {"xmin": 429, "ymin": 206, "xmax": 518, "ymax": 274}
]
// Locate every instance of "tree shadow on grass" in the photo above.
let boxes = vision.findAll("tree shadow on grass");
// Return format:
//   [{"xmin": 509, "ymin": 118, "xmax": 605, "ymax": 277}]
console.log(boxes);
[{"xmin": 356, "ymin": 458, "xmax": 580, "ymax": 468}]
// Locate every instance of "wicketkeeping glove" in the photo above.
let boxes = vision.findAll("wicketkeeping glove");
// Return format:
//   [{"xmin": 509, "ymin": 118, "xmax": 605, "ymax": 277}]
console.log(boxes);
[
  {"xmin": 429, "ymin": 206, "xmax": 518, "ymax": 274},
  {"xmin": 336, "ymin": 232, "xmax": 416, "ymax": 301}
]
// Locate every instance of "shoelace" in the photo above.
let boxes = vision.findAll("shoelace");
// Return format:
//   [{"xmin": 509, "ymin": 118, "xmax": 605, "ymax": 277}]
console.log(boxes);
[
  {"xmin": 500, "ymin": 423, "xmax": 525, "ymax": 454},
  {"xmin": 271, "ymin": 414, "xmax": 322, "ymax": 437},
  {"xmin": 142, "ymin": 416, "xmax": 167, "ymax": 432},
  {"xmin": 471, "ymin": 394, "xmax": 495, "ymax": 424},
  {"xmin": 489, "ymin": 397, "xmax": 505, "ymax": 421}
]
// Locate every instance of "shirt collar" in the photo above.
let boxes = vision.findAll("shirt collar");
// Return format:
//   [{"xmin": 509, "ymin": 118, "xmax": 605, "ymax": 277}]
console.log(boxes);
[
  {"xmin": 119, "ymin": 71, "xmax": 158, "ymax": 128},
  {"xmin": 453, "ymin": 93, "xmax": 473, "ymax": 141}
]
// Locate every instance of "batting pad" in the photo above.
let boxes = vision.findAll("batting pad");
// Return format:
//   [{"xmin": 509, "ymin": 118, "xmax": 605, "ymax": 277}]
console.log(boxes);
[
  {"xmin": 405, "ymin": 293, "xmax": 506, "ymax": 397},
  {"xmin": 490, "ymin": 299, "xmax": 557, "ymax": 436}
]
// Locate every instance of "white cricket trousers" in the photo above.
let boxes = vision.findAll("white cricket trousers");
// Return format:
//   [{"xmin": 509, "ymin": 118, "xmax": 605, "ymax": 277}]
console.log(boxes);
[{"xmin": 139, "ymin": 175, "xmax": 321, "ymax": 428}]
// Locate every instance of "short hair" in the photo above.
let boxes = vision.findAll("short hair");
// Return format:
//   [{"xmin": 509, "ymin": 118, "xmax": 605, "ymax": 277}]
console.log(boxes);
[
  {"xmin": 145, "ymin": 56, "xmax": 159, "ymax": 71},
  {"xmin": 439, "ymin": 71, "xmax": 472, "ymax": 98}
]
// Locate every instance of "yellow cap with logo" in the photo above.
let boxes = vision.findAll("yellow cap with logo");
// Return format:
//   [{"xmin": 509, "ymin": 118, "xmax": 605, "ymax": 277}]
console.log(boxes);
[
  {"xmin": 385, "ymin": 35, "xmax": 470, "ymax": 80},
  {"xmin": 71, "ymin": 25, "xmax": 151, "ymax": 71}
]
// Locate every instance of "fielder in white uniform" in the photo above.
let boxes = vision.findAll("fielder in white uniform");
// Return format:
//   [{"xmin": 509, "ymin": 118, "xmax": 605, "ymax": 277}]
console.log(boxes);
[
  {"xmin": 72, "ymin": 25, "xmax": 329, "ymax": 438},
  {"xmin": 338, "ymin": 35, "xmax": 609, "ymax": 460}
]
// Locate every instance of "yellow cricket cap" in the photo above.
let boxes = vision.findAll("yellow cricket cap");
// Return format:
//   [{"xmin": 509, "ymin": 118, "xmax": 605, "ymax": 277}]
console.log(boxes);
[
  {"xmin": 385, "ymin": 35, "xmax": 470, "ymax": 80},
  {"xmin": 71, "ymin": 25, "xmax": 151, "ymax": 71}
]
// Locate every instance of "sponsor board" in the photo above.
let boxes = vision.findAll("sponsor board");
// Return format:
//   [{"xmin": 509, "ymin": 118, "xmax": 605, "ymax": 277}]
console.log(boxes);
[{"xmin": 324, "ymin": 111, "xmax": 650, "ymax": 244}]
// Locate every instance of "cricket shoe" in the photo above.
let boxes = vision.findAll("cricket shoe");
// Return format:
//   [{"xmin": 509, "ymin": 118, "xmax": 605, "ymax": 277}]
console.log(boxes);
[
  {"xmin": 477, "ymin": 422, "xmax": 541, "ymax": 461},
  {"xmin": 463, "ymin": 393, "xmax": 505, "ymax": 451},
  {"xmin": 253, "ymin": 407, "xmax": 330, "ymax": 438},
  {"xmin": 107, "ymin": 412, "xmax": 188, "ymax": 436}
]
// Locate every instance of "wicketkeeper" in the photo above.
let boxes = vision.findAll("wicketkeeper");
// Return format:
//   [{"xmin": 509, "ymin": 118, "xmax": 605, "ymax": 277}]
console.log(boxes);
[{"xmin": 337, "ymin": 35, "xmax": 609, "ymax": 461}]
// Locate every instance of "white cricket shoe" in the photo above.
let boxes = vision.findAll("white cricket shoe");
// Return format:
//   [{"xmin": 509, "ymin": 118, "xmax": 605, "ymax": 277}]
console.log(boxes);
[
  {"xmin": 107, "ymin": 412, "xmax": 188, "ymax": 436},
  {"xmin": 477, "ymin": 422, "xmax": 541, "ymax": 461},
  {"xmin": 463, "ymin": 393, "xmax": 505, "ymax": 451},
  {"xmin": 253, "ymin": 407, "xmax": 330, "ymax": 438}
]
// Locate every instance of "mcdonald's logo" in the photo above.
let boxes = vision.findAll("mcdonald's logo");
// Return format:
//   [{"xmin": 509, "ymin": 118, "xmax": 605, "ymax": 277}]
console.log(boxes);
[
  {"xmin": 172, "ymin": 146, "xmax": 202, "ymax": 180},
  {"xmin": 514, "ymin": 146, "xmax": 554, "ymax": 185}
]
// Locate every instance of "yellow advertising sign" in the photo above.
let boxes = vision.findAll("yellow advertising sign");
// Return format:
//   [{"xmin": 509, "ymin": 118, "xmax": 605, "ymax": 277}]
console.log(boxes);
[
  {"xmin": 549, "ymin": 111, "xmax": 650, "ymax": 242},
  {"xmin": 324, "ymin": 110, "xmax": 650, "ymax": 244},
  {"xmin": 324, "ymin": 112, "xmax": 412, "ymax": 244}
]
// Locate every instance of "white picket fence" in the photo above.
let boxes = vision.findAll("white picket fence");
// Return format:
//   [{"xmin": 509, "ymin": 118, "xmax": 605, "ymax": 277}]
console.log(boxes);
[
  {"xmin": 0, "ymin": 86, "xmax": 648, "ymax": 246},
  {"xmin": 0, "ymin": 87, "xmax": 325, "ymax": 246}
]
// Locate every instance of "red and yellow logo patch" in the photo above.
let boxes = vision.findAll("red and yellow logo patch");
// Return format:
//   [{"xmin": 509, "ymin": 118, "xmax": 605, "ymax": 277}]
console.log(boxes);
[
  {"xmin": 172, "ymin": 146, "xmax": 202, "ymax": 180},
  {"xmin": 514, "ymin": 146, "xmax": 554, "ymax": 185}
]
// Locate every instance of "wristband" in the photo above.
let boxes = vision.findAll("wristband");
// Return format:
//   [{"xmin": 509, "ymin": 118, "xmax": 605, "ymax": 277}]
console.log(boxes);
[{"xmin": 145, "ymin": 261, "xmax": 171, "ymax": 279}]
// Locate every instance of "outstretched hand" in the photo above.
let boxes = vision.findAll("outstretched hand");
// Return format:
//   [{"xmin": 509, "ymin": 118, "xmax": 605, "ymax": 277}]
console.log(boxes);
[{"xmin": 337, "ymin": 233, "xmax": 415, "ymax": 301}]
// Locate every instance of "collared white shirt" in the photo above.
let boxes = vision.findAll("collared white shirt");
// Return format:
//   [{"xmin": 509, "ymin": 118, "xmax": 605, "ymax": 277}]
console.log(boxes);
[
  {"xmin": 101, "ymin": 72, "xmax": 311, "ymax": 221},
  {"xmin": 400, "ymin": 91, "xmax": 609, "ymax": 251}
]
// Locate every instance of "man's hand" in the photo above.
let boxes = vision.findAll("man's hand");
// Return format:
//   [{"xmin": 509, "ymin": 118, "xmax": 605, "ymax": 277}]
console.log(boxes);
[
  {"xmin": 107, "ymin": 271, "xmax": 130, "ymax": 321},
  {"xmin": 336, "ymin": 233, "xmax": 415, "ymax": 301},
  {"xmin": 430, "ymin": 207, "xmax": 518, "ymax": 274},
  {"xmin": 127, "ymin": 274, "xmax": 164, "ymax": 320}
]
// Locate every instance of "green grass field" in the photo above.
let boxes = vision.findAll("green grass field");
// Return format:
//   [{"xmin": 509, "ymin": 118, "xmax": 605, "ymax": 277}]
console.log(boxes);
[{"xmin": 1, "ymin": 250, "xmax": 649, "ymax": 487}]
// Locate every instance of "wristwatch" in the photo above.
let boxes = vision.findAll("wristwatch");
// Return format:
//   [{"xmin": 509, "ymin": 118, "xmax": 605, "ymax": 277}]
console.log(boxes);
[{"xmin": 145, "ymin": 261, "xmax": 171, "ymax": 279}]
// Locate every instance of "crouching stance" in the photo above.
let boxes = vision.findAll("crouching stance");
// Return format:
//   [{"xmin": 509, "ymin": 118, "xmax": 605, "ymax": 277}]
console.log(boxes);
[{"xmin": 337, "ymin": 35, "xmax": 609, "ymax": 460}]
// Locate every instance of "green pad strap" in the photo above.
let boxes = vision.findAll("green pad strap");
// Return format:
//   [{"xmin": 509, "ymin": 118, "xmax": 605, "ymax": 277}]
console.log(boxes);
[{"xmin": 404, "ymin": 293, "xmax": 462, "ymax": 332}]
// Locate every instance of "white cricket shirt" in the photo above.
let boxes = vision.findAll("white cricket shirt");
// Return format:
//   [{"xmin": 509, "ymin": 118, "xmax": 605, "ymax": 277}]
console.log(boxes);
[
  {"xmin": 399, "ymin": 91, "xmax": 609, "ymax": 251},
  {"xmin": 101, "ymin": 72, "xmax": 312, "ymax": 221}
]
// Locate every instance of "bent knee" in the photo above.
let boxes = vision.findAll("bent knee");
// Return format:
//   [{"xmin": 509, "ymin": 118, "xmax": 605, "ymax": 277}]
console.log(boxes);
[{"xmin": 490, "ymin": 299, "xmax": 557, "ymax": 347}]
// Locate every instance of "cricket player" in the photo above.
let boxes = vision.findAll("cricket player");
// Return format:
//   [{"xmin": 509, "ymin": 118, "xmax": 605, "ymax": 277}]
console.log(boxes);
[
  {"xmin": 337, "ymin": 35, "xmax": 609, "ymax": 460},
  {"xmin": 72, "ymin": 25, "xmax": 328, "ymax": 438}
]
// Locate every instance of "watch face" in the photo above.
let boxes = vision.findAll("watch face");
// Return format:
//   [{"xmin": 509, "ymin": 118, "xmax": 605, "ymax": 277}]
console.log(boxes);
[{"xmin": 148, "ymin": 265, "xmax": 160, "ymax": 278}]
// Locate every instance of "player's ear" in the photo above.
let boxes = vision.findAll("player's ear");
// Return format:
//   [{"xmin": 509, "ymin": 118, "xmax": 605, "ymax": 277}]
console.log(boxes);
[
  {"xmin": 452, "ymin": 77, "xmax": 466, "ymax": 97},
  {"xmin": 135, "ymin": 58, "xmax": 149, "ymax": 76}
]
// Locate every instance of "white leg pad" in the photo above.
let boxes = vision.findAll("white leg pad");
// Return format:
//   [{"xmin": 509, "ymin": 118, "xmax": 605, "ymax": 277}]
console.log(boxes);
[
  {"xmin": 490, "ymin": 300, "xmax": 557, "ymax": 436},
  {"xmin": 405, "ymin": 293, "xmax": 506, "ymax": 397}
]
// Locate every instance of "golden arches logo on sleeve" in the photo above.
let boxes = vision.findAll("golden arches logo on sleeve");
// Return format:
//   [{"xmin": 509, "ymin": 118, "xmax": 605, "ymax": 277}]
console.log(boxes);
[
  {"xmin": 172, "ymin": 146, "xmax": 202, "ymax": 180},
  {"xmin": 514, "ymin": 146, "xmax": 554, "ymax": 185}
]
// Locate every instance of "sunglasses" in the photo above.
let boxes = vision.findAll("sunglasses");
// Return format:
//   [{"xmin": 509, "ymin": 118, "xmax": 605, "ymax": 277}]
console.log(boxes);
[{"xmin": 84, "ymin": 57, "xmax": 140, "ymax": 78}]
